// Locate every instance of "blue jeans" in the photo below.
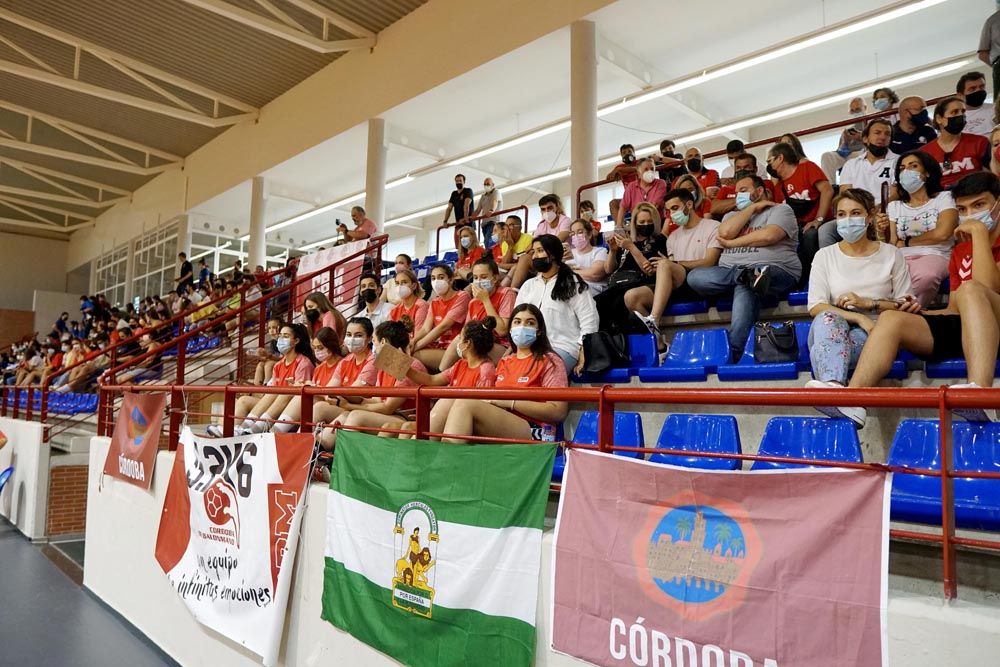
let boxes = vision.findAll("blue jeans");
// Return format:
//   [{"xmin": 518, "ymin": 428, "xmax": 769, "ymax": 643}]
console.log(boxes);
[
  {"xmin": 481, "ymin": 221, "xmax": 496, "ymax": 250},
  {"xmin": 686, "ymin": 264, "xmax": 799, "ymax": 362}
]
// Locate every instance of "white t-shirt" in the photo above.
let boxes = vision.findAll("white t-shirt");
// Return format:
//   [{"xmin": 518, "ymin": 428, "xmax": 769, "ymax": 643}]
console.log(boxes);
[
  {"xmin": 667, "ymin": 217, "xmax": 722, "ymax": 263},
  {"xmin": 887, "ymin": 191, "xmax": 956, "ymax": 258},
  {"xmin": 568, "ymin": 245, "xmax": 609, "ymax": 296},
  {"xmin": 807, "ymin": 242, "xmax": 913, "ymax": 319},
  {"xmin": 965, "ymin": 103, "xmax": 995, "ymax": 138},
  {"xmin": 839, "ymin": 152, "xmax": 899, "ymax": 204}
]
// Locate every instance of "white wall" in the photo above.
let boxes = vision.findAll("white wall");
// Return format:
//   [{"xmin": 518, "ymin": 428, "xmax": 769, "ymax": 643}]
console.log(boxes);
[
  {"xmin": 0, "ymin": 232, "xmax": 68, "ymax": 311},
  {"xmin": 33, "ymin": 291, "xmax": 84, "ymax": 340},
  {"xmin": 0, "ymin": 418, "xmax": 49, "ymax": 540}
]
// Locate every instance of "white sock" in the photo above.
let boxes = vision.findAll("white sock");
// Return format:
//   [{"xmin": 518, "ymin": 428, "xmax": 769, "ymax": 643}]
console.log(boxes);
[
  {"xmin": 271, "ymin": 415, "xmax": 296, "ymax": 433},
  {"xmin": 240, "ymin": 415, "xmax": 258, "ymax": 430},
  {"xmin": 247, "ymin": 419, "xmax": 267, "ymax": 434}
]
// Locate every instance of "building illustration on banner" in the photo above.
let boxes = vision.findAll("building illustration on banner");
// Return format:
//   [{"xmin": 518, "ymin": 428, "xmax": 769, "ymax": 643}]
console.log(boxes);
[{"xmin": 392, "ymin": 501, "xmax": 439, "ymax": 619}]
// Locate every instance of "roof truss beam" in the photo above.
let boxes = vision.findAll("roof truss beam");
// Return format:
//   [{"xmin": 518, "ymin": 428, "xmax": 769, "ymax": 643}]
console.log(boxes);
[
  {"xmin": 0, "ymin": 184, "xmax": 118, "ymax": 209},
  {"xmin": 0, "ymin": 157, "xmax": 132, "ymax": 199},
  {"xmin": 0, "ymin": 136, "xmax": 175, "ymax": 175},
  {"xmin": 283, "ymin": 0, "xmax": 375, "ymax": 38},
  {"xmin": 0, "ymin": 193, "xmax": 94, "ymax": 221}
]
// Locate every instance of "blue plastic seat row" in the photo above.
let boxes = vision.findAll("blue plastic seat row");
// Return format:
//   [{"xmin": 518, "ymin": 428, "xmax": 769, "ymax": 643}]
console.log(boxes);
[{"xmin": 9, "ymin": 390, "xmax": 98, "ymax": 415}]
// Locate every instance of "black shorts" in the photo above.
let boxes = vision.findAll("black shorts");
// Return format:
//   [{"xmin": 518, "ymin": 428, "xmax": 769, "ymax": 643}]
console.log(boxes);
[
  {"xmin": 923, "ymin": 314, "xmax": 963, "ymax": 361},
  {"xmin": 671, "ymin": 280, "xmax": 700, "ymax": 303}
]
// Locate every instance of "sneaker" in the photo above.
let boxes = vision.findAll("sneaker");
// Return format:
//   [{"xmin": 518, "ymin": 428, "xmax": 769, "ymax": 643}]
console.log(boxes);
[
  {"xmin": 949, "ymin": 383, "xmax": 995, "ymax": 422},
  {"xmin": 205, "ymin": 424, "xmax": 223, "ymax": 437},
  {"xmin": 234, "ymin": 425, "xmax": 253, "ymax": 436},
  {"xmin": 633, "ymin": 311, "xmax": 659, "ymax": 336},
  {"xmin": 805, "ymin": 379, "xmax": 867, "ymax": 428},
  {"xmin": 750, "ymin": 265, "xmax": 771, "ymax": 299}
]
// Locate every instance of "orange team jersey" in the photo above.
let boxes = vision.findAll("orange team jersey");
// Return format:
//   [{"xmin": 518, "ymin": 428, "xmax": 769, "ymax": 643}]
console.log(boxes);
[
  {"xmin": 332, "ymin": 351, "xmax": 377, "ymax": 387},
  {"xmin": 375, "ymin": 358, "xmax": 427, "ymax": 410},
  {"xmin": 443, "ymin": 359, "xmax": 496, "ymax": 388},
  {"xmin": 467, "ymin": 287, "xmax": 517, "ymax": 343},
  {"xmin": 269, "ymin": 353, "xmax": 315, "ymax": 387},
  {"xmin": 427, "ymin": 291, "xmax": 471, "ymax": 349},
  {"xmin": 456, "ymin": 246, "xmax": 484, "ymax": 271},
  {"xmin": 495, "ymin": 352, "xmax": 568, "ymax": 430},
  {"xmin": 312, "ymin": 359, "xmax": 339, "ymax": 386},
  {"xmin": 390, "ymin": 298, "xmax": 429, "ymax": 332}
]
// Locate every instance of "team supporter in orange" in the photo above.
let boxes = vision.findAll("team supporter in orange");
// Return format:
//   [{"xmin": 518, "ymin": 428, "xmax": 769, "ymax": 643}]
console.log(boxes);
[
  {"xmin": 454, "ymin": 226, "xmax": 484, "ymax": 282},
  {"xmin": 411, "ymin": 264, "xmax": 471, "ymax": 372},
  {"xmin": 311, "ymin": 316, "xmax": 377, "ymax": 428},
  {"xmin": 440, "ymin": 304, "xmax": 569, "ymax": 444},
  {"xmin": 921, "ymin": 96, "xmax": 991, "ymax": 190},
  {"xmin": 214, "ymin": 323, "xmax": 316, "ymax": 437},
  {"xmin": 388, "ymin": 269, "xmax": 429, "ymax": 331},
  {"xmin": 318, "ymin": 320, "xmax": 426, "ymax": 450},
  {"xmin": 438, "ymin": 259, "xmax": 515, "ymax": 370},
  {"xmin": 302, "ymin": 291, "xmax": 346, "ymax": 342},
  {"xmin": 266, "ymin": 326, "xmax": 342, "ymax": 433}
]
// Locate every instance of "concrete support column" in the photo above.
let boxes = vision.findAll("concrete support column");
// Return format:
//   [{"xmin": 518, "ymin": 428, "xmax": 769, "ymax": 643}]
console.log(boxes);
[
  {"xmin": 123, "ymin": 238, "xmax": 136, "ymax": 303},
  {"xmin": 248, "ymin": 176, "xmax": 267, "ymax": 269},
  {"xmin": 365, "ymin": 118, "xmax": 388, "ymax": 233},
  {"xmin": 175, "ymin": 214, "xmax": 191, "ymax": 257},
  {"xmin": 570, "ymin": 20, "xmax": 598, "ymax": 216}
]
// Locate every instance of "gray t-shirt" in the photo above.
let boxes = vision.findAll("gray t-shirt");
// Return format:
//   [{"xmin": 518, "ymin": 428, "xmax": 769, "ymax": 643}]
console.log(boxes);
[
  {"xmin": 719, "ymin": 202, "xmax": 802, "ymax": 279},
  {"xmin": 981, "ymin": 11, "xmax": 1000, "ymax": 63}
]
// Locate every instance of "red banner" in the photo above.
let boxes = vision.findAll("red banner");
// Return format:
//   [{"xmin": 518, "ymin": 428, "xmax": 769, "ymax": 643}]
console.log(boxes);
[
  {"xmin": 552, "ymin": 450, "xmax": 889, "ymax": 667},
  {"xmin": 102, "ymin": 392, "xmax": 166, "ymax": 490}
]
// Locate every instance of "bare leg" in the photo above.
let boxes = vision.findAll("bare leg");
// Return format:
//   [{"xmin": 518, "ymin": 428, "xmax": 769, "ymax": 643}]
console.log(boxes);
[
  {"xmin": 414, "ymin": 348, "xmax": 446, "ymax": 374},
  {"xmin": 235, "ymin": 395, "xmax": 259, "ymax": 420},
  {"xmin": 509, "ymin": 254, "xmax": 534, "ymax": 290},
  {"xmin": 650, "ymin": 262, "xmax": 685, "ymax": 322},
  {"xmin": 261, "ymin": 395, "xmax": 293, "ymax": 418},
  {"xmin": 623, "ymin": 286, "xmax": 654, "ymax": 317},
  {"xmin": 428, "ymin": 398, "xmax": 455, "ymax": 441},
  {"xmin": 342, "ymin": 410, "xmax": 406, "ymax": 437},
  {"xmin": 391, "ymin": 422, "xmax": 417, "ymax": 439},
  {"xmin": 849, "ymin": 311, "xmax": 934, "ymax": 387},
  {"xmin": 440, "ymin": 398, "xmax": 533, "ymax": 444},
  {"xmin": 953, "ymin": 282, "xmax": 1000, "ymax": 386},
  {"xmin": 439, "ymin": 338, "xmax": 460, "ymax": 371}
]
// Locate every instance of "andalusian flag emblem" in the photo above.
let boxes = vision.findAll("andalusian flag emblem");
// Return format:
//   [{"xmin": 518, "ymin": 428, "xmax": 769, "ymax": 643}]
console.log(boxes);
[{"xmin": 321, "ymin": 430, "xmax": 555, "ymax": 667}]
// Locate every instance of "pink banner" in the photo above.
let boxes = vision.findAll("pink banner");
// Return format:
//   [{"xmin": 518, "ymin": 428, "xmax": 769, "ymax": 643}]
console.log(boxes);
[{"xmin": 552, "ymin": 450, "xmax": 889, "ymax": 667}]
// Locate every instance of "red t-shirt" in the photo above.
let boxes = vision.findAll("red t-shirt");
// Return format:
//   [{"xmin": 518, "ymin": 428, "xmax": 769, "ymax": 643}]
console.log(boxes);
[
  {"xmin": 269, "ymin": 354, "xmax": 314, "ymax": 387},
  {"xmin": 948, "ymin": 232, "xmax": 1000, "ymax": 290},
  {"xmin": 427, "ymin": 291, "xmax": 471, "ymax": 348},
  {"xmin": 375, "ymin": 358, "xmax": 426, "ymax": 411},
  {"xmin": 332, "ymin": 351, "xmax": 376, "ymax": 387},
  {"xmin": 456, "ymin": 246, "xmax": 484, "ymax": 271},
  {"xmin": 312, "ymin": 359, "xmax": 338, "ymax": 386},
  {"xmin": 773, "ymin": 160, "xmax": 829, "ymax": 224},
  {"xmin": 695, "ymin": 170, "xmax": 720, "ymax": 190},
  {"xmin": 441, "ymin": 359, "xmax": 497, "ymax": 388},
  {"xmin": 491, "ymin": 245, "xmax": 504, "ymax": 263},
  {"xmin": 390, "ymin": 298, "xmax": 429, "ymax": 332},
  {"xmin": 495, "ymin": 352, "xmax": 568, "ymax": 389},
  {"xmin": 467, "ymin": 287, "xmax": 517, "ymax": 343},
  {"xmin": 921, "ymin": 134, "xmax": 991, "ymax": 189}
]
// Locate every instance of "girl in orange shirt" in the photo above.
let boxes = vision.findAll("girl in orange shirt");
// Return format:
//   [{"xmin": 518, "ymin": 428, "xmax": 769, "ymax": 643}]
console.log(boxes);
[
  {"xmin": 455, "ymin": 226, "xmax": 485, "ymax": 283},
  {"xmin": 412, "ymin": 264, "xmax": 471, "ymax": 373},
  {"xmin": 268, "ymin": 326, "xmax": 342, "ymax": 433},
  {"xmin": 389, "ymin": 269, "xmax": 429, "ymax": 331},
  {"xmin": 441, "ymin": 304, "xmax": 568, "ymax": 443},
  {"xmin": 312, "ymin": 317, "xmax": 377, "ymax": 435}
]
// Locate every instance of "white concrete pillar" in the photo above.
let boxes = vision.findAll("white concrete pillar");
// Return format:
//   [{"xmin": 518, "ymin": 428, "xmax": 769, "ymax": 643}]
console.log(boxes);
[
  {"xmin": 174, "ymin": 214, "xmax": 191, "ymax": 257},
  {"xmin": 570, "ymin": 20, "xmax": 598, "ymax": 216},
  {"xmin": 248, "ymin": 176, "xmax": 266, "ymax": 269},
  {"xmin": 365, "ymin": 118, "xmax": 388, "ymax": 233},
  {"xmin": 123, "ymin": 238, "xmax": 136, "ymax": 302}
]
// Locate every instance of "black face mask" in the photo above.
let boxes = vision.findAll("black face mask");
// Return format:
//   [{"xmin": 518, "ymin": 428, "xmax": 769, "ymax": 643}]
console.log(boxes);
[
  {"xmin": 635, "ymin": 224, "xmax": 654, "ymax": 238},
  {"xmin": 945, "ymin": 115, "xmax": 967, "ymax": 135},
  {"xmin": 361, "ymin": 289, "xmax": 378, "ymax": 304},
  {"xmin": 966, "ymin": 90, "xmax": 988, "ymax": 108},
  {"xmin": 686, "ymin": 158, "xmax": 702, "ymax": 172},
  {"xmin": 868, "ymin": 144, "xmax": 889, "ymax": 158},
  {"xmin": 305, "ymin": 308, "xmax": 320, "ymax": 323},
  {"xmin": 531, "ymin": 257, "xmax": 553, "ymax": 273},
  {"xmin": 910, "ymin": 109, "xmax": 930, "ymax": 126},
  {"xmin": 623, "ymin": 153, "xmax": 636, "ymax": 164},
  {"xmin": 765, "ymin": 163, "xmax": 780, "ymax": 179},
  {"xmin": 455, "ymin": 182, "xmax": 464, "ymax": 190}
]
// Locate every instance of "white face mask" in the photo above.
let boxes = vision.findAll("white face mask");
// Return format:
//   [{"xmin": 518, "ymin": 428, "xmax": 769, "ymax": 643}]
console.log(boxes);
[
  {"xmin": 484, "ymin": 184, "xmax": 494, "ymax": 192},
  {"xmin": 641, "ymin": 170, "xmax": 656, "ymax": 184},
  {"xmin": 543, "ymin": 210, "xmax": 557, "ymax": 223},
  {"xmin": 431, "ymin": 278, "xmax": 450, "ymax": 296},
  {"xmin": 396, "ymin": 284, "xmax": 413, "ymax": 299}
]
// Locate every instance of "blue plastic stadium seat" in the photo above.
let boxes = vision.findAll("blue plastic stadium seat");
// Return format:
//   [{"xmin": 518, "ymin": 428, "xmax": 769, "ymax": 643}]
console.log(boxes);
[
  {"xmin": 415, "ymin": 266, "xmax": 430, "ymax": 281},
  {"xmin": 712, "ymin": 294, "xmax": 782, "ymax": 312},
  {"xmin": 926, "ymin": 359, "xmax": 1000, "ymax": 379},
  {"xmin": 717, "ymin": 321, "xmax": 810, "ymax": 381},
  {"xmin": 750, "ymin": 417, "xmax": 862, "ymax": 470},
  {"xmin": 889, "ymin": 419, "xmax": 1000, "ymax": 530},
  {"xmin": 649, "ymin": 414, "xmax": 741, "ymax": 470},
  {"xmin": 553, "ymin": 411, "xmax": 645, "ymax": 481},
  {"xmin": 638, "ymin": 328, "xmax": 729, "ymax": 383},
  {"xmin": 786, "ymin": 290, "xmax": 808, "ymax": 306},
  {"xmin": 664, "ymin": 300, "xmax": 709, "ymax": 316},
  {"xmin": 441, "ymin": 251, "xmax": 459, "ymax": 264}
]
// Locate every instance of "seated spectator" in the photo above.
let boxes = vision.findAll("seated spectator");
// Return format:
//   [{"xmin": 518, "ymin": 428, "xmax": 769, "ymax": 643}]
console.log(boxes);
[
  {"xmin": 682, "ymin": 147, "xmax": 721, "ymax": 199},
  {"xmin": 117, "ymin": 333, "xmax": 164, "ymax": 384},
  {"xmin": 226, "ymin": 323, "xmax": 315, "ymax": 436},
  {"xmin": 712, "ymin": 154, "xmax": 776, "ymax": 218},
  {"xmin": 534, "ymin": 193, "xmax": 572, "ymax": 241},
  {"xmin": 384, "ymin": 254, "xmax": 413, "ymax": 304},
  {"xmin": 411, "ymin": 264, "xmax": 471, "ymax": 372},
  {"xmin": 654, "ymin": 139, "xmax": 687, "ymax": 184},
  {"xmin": 891, "ymin": 96, "xmax": 937, "ymax": 155},
  {"xmin": 720, "ymin": 139, "xmax": 769, "ymax": 181},
  {"xmin": 50, "ymin": 338, "xmax": 84, "ymax": 390},
  {"xmin": 439, "ymin": 258, "xmax": 515, "ymax": 368},
  {"xmin": 766, "ymin": 142, "xmax": 833, "ymax": 284},
  {"xmin": 472, "ymin": 177, "xmax": 502, "ymax": 250},
  {"xmin": 21, "ymin": 344, "xmax": 61, "ymax": 386},
  {"xmin": 251, "ymin": 317, "xmax": 283, "ymax": 386},
  {"xmin": 496, "ymin": 215, "xmax": 532, "ymax": 282},
  {"xmin": 516, "ymin": 234, "xmax": 598, "ymax": 374},
  {"xmin": 440, "ymin": 304, "xmax": 569, "ymax": 443},
  {"xmin": 358, "ymin": 273, "xmax": 392, "ymax": 329},
  {"xmin": 921, "ymin": 96, "xmax": 991, "ymax": 189},
  {"xmin": 957, "ymin": 70, "xmax": 994, "ymax": 137},
  {"xmin": 389, "ymin": 268, "xmax": 429, "ymax": 333},
  {"xmin": 872, "ymin": 87, "xmax": 899, "ymax": 116},
  {"xmin": 261, "ymin": 326, "xmax": 344, "ymax": 435},
  {"xmin": 319, "ymin": 321, "xmax": 426, "ymax": 449},
  {"xmin": 565, "ymin": 218, "xmax": 609, "ymax": 296},
  {"xmin": 880, "ymin": 151, "xmax": 957, "ymax": 307},
  {"xmin": 606, "ymin": 143, "xmax": 639, "ymax": 184},
  {"xmin": 455, "ymin": 226, "xmax": 484, "ymax": 282},
  {"xmin": 615, "ymin": 159, "xmax": 667, "ymax": 229},
  {"xmin": 311, "ymin": 317, "xmax": 377, "ymax": 429},
  {"xmin": 301, "ymin": 292, "xmax": 345, "ymax": 342},
  {"xmin": 597, "ymin": 203, "xmax": 667, "ymax": 333},
  {"xmin": 777, "ymin": 133, "xmax": 808, "ymax": 161},
  {"xmin": 687, "ymin": 175, "xmax": 802, "ymax": 362},
  {"xmin": 338, "ymin": 205, "xmax": 377, "ymax": 241},
  {"xmin": 14, "ymin": 346, "xmax": 43, "ymax": 386},
  {"xmin": 673, "ymin": 173, "xmax": 712, "ymax": 219},
  {"xmin": 991, "ymin": 125, "xmax": 1000, "ymax": 178},
  {"xmin": 803, "ymin": 189, "xmax": 915, "ymax": 391},
  {"xmin": 820, "ymin": 97, "xmax": 868, "ymax": 182},
  {"xmin": 579, "ymin": 199, "xmax": 597, "ymax": 223},
  {"xmin": 814, "ymin": 172, "xmax": 1000, "ymax": 426}
]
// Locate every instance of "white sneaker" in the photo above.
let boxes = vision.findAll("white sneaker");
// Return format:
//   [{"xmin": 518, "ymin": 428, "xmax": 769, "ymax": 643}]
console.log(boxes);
[
  {"xmin": 234, "ymin": 425, "xmax": 253, "ymax": 436},
  {"xmin": 805, "ymin": 379, "xmax": 867, "ymax": 428},
  {"xmin": 633, "ymin": 311, "xmax": 659, "ymax": 336},
  {"xmin": 205, "ymin": 424, "xmax": 223, "ymax": 437},
  {"xmin": 949, "ymin": 383, "xmax": 996, "ymax": 422}
]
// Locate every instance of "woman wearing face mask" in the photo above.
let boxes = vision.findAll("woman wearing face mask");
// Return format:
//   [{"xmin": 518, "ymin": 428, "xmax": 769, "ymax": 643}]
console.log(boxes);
[
  {"xmin": 217, "ymin": 323, "xmax": 316, "ymax": 436},
  {"xmin": 615, "ymin": 159, "xmax": 667, "ymax": 229},
  {"xmin": 803, "ymin": 189, "xmax": 916, "ymax": 391},
  {"xmin": 259, "ymin": 327, "xmax": 344, "ymax": 435},
  {"xmin": 302, "ymin": 292, "xmax": 346, "ymax": 343},
  {"xmin": 311, "ymin": 317, "xmax": 377, "ymax": 428},
  {"xmin": 596, "ymin": 203, "xmax": 668, "ymax": 334},
  {"xmin": 922, "ymin": 96, "xmax": 991, "ymax": 189},
  {"xmin": 455, "ymin": 226, "xmax": 484, "ymax": 283},
  {"xmin": 318, "ymin": 320, "xmax": 427, "ymax": 450},
  {"xmin": 440, "ymin": 305, "xmax": 568, "ymax": 443},
  {"xmin": 357, "ymin": 272, "xmax": 392, "ymax": 329},
  {"xmin": 872, "ymin": 87, "xmax": 899, "ymax": 117},
  {"xmin": 439, "ymin": 258, "xmax": 515, "ymax": 369},
  {"xmin": 516, "ymin": 235, "xmax": 598, "ymax": 374},
  {"xmin": 672, "ymin": 174, "xmax": 713, "ymax": 220},
  {"xmin": 389, "ymin": 269, "xmax": 429, "ymax": 331},
  {"xmin": 879, "ymin": 151, "xmax": 957, "ymax": 307},
  {"xmin": 411, "ymin": 264, "xmax": 471, "ymax": 372},
  {"xmin": 565, "ymin": 219, "xmax": 609, "ymax": 296},
  {"xmin": 384, "ymin": 254, "xmax": 413, "ymax": 304}
]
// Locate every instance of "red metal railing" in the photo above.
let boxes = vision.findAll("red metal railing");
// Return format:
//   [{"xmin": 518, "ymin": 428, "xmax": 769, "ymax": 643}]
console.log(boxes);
[
  {"xmin": 98, "ymin": 381, "xmax": 1000, "ymax": 601},
  {"xmin": 435, "ymin": 205, "xmax": 529, "ymax": 258}
]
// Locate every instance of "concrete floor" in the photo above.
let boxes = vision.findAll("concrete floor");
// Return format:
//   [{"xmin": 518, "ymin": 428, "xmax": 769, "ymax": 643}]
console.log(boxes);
[{"xmin": 0, "ymin": 520, "xmax": 177, "ymax": 667}]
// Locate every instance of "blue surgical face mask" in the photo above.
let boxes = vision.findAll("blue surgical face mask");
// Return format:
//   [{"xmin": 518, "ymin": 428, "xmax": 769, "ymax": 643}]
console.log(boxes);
[
  {"xmin": 735, "ymin": 191, "xmax": 754, "ymax": 211},
  {"xmin": 510, "ymin": 326, "xmax": 537, "ymax": 348},
  {"xmin": 460, "ymin": 237, "xmax": 472, "ymax": 249},
  {"xmin": 972, "ymin": 208, "xmax": 998, "ymax": 232},
  {"xmin": 276, "ymin": 338, "xmax": 292, "ymax": 354},
  {"xmin": 837, "ymin": 216, "xmax": 869, "ymax": 243},
  {"xmin": 898, "ymin": 169, "xmax": 925, "ymax": 194},
  {"xmin": 873, "ymin": 97, "xmax": 890, "ymax": 111},
  {"xmin": 475, "ymin": 279, "xmax": 493, "ymax": 292},
  {"xmin": 670, "ymin": 208, "xmax": 690, "ymax": 226}
]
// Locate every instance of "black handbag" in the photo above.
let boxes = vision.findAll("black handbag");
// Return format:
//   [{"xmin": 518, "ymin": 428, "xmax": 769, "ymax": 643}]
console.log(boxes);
[
  {"xmin": 753, "ymin": 321, "xmax": 798, "ymax": 363},
  {"xmin": 581, "ymin": 331, "xmax": 630, "ymax": 374},
  {"xmin": 608, "ymin": 269, "xmax": 643, "ymax": 290}
]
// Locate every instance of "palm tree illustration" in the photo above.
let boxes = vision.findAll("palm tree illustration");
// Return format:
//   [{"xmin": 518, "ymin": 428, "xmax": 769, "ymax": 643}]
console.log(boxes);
[
  {"xmin": 674, "ymin": 515, "xmax": 693, "ymax": 541},
  {"xmin": 713, "ymin": 523, "xmax": 734, "ymax": 555}
]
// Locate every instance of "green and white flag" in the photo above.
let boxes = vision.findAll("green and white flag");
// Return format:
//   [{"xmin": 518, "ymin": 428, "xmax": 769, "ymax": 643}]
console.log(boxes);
[{"xmin": 321, "ymin": 430, "xmax": 555, "ymax": 667}]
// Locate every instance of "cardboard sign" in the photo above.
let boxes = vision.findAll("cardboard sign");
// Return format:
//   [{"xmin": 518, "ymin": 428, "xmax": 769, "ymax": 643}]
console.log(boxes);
[{"xmin": 375, "ymin": 344, "xmax": 413, "ymax": 382}]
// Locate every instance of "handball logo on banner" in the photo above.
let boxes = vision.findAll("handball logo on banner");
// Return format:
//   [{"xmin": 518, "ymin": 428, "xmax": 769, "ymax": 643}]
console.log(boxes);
[
  {"xmin": 204, "ymin": 478, "xmax": 241, "ymax": 548},
  {"xmin": 391, "ymin": 501, "xmax": 439, "ymax": 619},
  {"xmin": 635, "ymin": 494, "xmax": 762, "ymax": 622}
]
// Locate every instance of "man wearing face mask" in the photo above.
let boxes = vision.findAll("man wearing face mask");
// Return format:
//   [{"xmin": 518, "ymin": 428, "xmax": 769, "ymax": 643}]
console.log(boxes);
[
  {"xmin": 682, "ymin": 147, "xmax": 720, "ymax": 199},
  {"xmin": 890, "ymin": 96, "xmax": 937, "ymax": 155},
  {"xmin": 957, "ymin": 71, "xmax": 995, "ymax": 137},
  {"xmin": 838, "ymin": 120, "xmax": 899, "ymax": 206},
  {"xmin": 616, "ymin": 159, "xmax": 667, "ymax": 229},
  {"xmin": 358, "ymin": 272, "xmax": 392, "ymax": 328},
  {"xmin": 720, "ymin": 140, "xmax": 769, "ymax": 181},
  {"xmin": 443, "ymin": 173, "xmax": 474, "ymax": 228},
  {"xmin": 654, "ymin": 139, "xmax": 687, "ymax": 184},
  {"xmin": 606, "ymin": 144, "xmax": 639, "ymax": 184},
  {"xmin": 472, "ymin": 177, "xmax": 503, "ymax": 250},
  {"xmin": 820, "ymin": 97, "xmax": 868, "ymax": 182}
]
